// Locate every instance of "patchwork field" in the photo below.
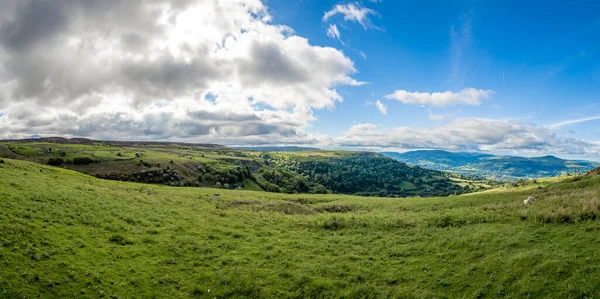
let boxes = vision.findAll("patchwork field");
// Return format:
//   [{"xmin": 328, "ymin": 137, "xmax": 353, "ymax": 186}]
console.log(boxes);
[{"xmin": 1, "ymin": 158, "xmax": 600, "ymax": 298}]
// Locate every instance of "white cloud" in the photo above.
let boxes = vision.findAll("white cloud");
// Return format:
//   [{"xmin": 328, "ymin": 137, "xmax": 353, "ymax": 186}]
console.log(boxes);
[
  {"xmin": 359, "ymin": 50, "xmax": 367, "ymax": 59},
  {"xmin": 323, "ymin": 2, "xmax": 378, "ymax": 30},
  {"xmin": 385, "ymin": 88, "xmax": 494, "ymax": 107},
  {"xmin": 547, "ymin": 115, "xmax": 600, "ymax": 129},
  {"xmin": 334, "ymin": 118, "xmax": 600, "ymax": 157},
  {"xmin": 427, "ymin": 109, "xmax": 445, "ymax": 121},
  {"xmin": 375, "ymin": 100, "xmax": 387, "ymax": 115},
  {"xmin": 326, "ymin": 23, "xmax": 341, "ymax": 42},
  {"xmin": 0, "ymin": 0, "xmax": 362, "ymax": 144}
]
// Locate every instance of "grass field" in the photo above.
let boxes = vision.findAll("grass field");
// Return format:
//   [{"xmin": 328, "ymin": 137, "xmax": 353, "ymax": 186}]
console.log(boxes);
[{"xmin": 1, "ymin": 158, "xmax": 600, "ymax": 298}]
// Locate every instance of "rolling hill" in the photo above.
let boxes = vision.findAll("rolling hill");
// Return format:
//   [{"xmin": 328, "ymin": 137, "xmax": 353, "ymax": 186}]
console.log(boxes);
[
  {"xmin": 2, "ymin": 158, "xmax": 600, "ymax": 297},
  {"xmin": 0, "ymin": 138, "xmax": 486, "ymax": 197},
  {"xmin": 382, "ymin": 150, "xmax": 600, "ymax": 180},
  {"xmin": 231, "ymin": 146, "xmax": 321, "ymax": 152}
]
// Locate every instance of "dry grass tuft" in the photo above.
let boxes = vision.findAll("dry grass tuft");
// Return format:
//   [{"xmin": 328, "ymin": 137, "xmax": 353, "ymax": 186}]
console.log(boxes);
[
  {"xmin": 482, "ymin": 203, "xmax": 505, "ymax": 211},
  {"xmin": 582, "ymin": 199, "xmax": 599, "ymax": 214}
]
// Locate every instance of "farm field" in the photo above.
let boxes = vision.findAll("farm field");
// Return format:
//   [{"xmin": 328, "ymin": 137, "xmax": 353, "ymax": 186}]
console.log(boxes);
[{"xmin": 1, "ymin": 158, "xmax": 600, "ymax": 298}]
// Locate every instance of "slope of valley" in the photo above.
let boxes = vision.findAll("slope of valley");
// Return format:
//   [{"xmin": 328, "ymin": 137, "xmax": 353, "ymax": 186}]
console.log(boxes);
[
  {"xmin": 2, "ymin": 158, "xmax": 600, "ymax": 297},
  {"xmin": 0, "ymin": 138, "xmax": 490, "ymax": 197}
]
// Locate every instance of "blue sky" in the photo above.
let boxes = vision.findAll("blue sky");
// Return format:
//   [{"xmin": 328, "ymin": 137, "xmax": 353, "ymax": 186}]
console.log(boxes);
[
  {"xmin": 0, "ymin": 0, "xmax": 599, "ymax": 159},
  {"xmin": 267, "ymin": 0, "xmax": 600, "ymax": 139}
]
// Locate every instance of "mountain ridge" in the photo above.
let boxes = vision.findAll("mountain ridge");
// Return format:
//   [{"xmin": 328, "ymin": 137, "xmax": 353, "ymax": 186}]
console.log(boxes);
[{"xmin": 381, "ymin": 150, "xmax": 600, "ymax": 180}]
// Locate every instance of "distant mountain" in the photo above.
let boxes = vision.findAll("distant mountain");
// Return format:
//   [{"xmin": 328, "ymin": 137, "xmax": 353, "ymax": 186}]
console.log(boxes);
[
  {"xmin": 232, "ymin": 146, "xmax": 321, "ymax": 152},
  {"xmin": 381, "ymin": 150, "xmax": 600, "ymax": 180}
]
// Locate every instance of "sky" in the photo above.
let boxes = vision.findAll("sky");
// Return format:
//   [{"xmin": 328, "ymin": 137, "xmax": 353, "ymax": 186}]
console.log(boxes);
[{"xmin": 0, "ymin": 0, "xmax": 599, "ymax": 160}]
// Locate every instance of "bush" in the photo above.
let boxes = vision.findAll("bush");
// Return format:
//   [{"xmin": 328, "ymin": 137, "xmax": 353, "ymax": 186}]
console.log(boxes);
[
  {"xmin": 0, "ymin": 159, "xmax": 4, "ymax": 164},
  {"xmin": 311, "ymin": 185, "xmax": 328, "ymax": 194},
  {"xmin": 72, "ymin": 157, "xmax": 97, "ymax": 165},
  {"xmin": 47, "ymin": 157, "xmax": 64, "ymax": 166}
]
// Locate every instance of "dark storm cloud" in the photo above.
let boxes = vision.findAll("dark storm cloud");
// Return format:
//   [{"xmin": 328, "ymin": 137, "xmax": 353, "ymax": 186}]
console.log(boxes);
[
  {"xmin": 0, "ymin": 0, "xmax": 68, "ymax": 52},
  {"xmin": 121, "ymin": 54, "xmax": 223, "ymax": 97},
  {"xmin": 237, "ymin": 40, "xmax": 310, "ymax": 86},
  {"xmin": 120, "ymin": 32, "xmax": 149, "ymax": 52}
]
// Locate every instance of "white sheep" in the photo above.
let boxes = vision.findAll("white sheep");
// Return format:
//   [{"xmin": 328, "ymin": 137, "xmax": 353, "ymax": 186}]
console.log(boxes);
[{"xmin": 524, "ymin": 196, "xmax": 536, "ymax": 205}]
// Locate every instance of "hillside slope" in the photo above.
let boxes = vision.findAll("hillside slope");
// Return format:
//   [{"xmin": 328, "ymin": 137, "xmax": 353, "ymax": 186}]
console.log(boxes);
[
  {"xmin": 0, "ymin": 139, "xmax": 475, "ymax": 197},
  {"xmin": 232, "ymin": 146, "xmax": 321, "ymax": 152},
  {"xmin": 2, "ymin": 159, "xmax": 600, "ymax": 297},
  {"xmin": 382, "ymin": 150, "xmax": 599, "ymax": 180}
]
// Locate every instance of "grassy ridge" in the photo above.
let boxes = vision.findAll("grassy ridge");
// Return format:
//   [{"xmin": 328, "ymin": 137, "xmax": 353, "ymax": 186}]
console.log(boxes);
[
  {"xmin": 2, "ymin": 159, "xmax": 600, "ymax": 298},
  {"xmin": 0, "ymin": 140, "xmax": 484, "ymax": 197}
]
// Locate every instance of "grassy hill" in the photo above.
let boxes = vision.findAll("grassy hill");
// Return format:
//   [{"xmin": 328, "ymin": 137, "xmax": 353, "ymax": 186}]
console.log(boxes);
[
  {"xmin": 2, "ymin": 158, "xmax": 600, "ymax": 297},
  {"xmin": 0, "ymin": 138, "xmax": 483, "ymax": 197},
  {"xmin": 382, "ymin": 150, "xmax": 600, "ymax": 180},
  {"xmin": 232, "ymin": 146, "xmax": 321, "ymax": 152}
]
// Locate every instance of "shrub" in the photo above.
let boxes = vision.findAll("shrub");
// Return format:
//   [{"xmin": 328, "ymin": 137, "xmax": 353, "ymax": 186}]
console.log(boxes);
[
  {"xmin": 72, "ymin": 157, "xmax": 97, "ymax": 165},
  {"xmin": 47, "ymin": 158, "xmax": 64, "ymax": 166},
  {"xmin": 311, "ymin": 185, "xmax": 328, "ymax": 194}
]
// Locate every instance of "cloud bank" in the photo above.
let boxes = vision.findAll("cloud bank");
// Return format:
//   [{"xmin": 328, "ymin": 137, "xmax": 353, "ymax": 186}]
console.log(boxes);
[
  {"xmin": 0, "ymin": 0, "xmax": 361, "ymax": 144},
  {"xmin": 335, "ymin": 118, "xmax": 600, "ymax": 157}
]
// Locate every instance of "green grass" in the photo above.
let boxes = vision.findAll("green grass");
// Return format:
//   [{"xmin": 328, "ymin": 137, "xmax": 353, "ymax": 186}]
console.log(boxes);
[
  {"xmin": 2, "ymin": 158, "xmax": 600, "ymax": 298},
  {"xmin": 1, "ymin": 140, "xmax": 485, "ymax": 197},
  {"xmin": 0, "ymin": 142, "xmax": 255, "ymax": 183}
]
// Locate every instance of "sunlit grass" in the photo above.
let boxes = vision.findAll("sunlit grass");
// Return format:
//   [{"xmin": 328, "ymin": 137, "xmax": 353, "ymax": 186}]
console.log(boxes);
[{"xmin": 2, "ymin": 158, "xmax": 600, "ymax": 298}]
